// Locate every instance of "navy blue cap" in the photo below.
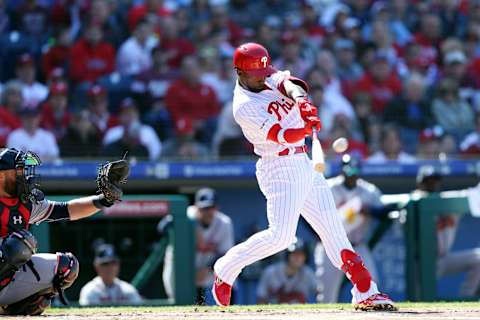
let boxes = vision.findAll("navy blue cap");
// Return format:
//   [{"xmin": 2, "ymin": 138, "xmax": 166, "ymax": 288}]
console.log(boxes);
[
  {"xmin": 0, "ymin": 148, "xmax": 18, "ymax": 171},
  {"xmin": 94, "ymin": 244, "xmax": 119, "ymax": 265},
  {"xmin": 195, "ymin": 188, "xmax": 217, "ymax": 209}
]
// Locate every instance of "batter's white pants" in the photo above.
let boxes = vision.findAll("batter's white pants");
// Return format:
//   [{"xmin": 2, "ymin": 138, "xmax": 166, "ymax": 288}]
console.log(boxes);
[{"xmin": 214, "ymin": 154, "xmax": 380, "ymax": 303}]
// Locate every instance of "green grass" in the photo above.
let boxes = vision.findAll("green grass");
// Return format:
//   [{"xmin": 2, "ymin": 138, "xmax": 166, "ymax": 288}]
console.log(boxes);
[{"xmin": 45, "ymin": 302, "xmax": 480, "ymax": 315}]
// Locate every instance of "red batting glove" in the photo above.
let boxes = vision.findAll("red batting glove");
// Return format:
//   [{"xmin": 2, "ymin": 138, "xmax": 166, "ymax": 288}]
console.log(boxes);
[
  {"xmin": 304, "ymin": 116, "xmax": 322, "ymax": 135},
  {"xmin": 296, "ymin": 98, "xmax": 318, "ymax": 121}
]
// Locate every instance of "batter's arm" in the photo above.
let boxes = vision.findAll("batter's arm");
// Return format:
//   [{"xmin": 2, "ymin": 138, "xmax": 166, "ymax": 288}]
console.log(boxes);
[{"xmin": 281, "ymin": 79, "xmax": 308, "ymax": 101}]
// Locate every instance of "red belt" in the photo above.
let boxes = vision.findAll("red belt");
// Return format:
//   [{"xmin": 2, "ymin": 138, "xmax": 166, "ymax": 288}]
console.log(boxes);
[{"xmin": 278, "ymin": 145, "xmax": 307, "ymax": 156}]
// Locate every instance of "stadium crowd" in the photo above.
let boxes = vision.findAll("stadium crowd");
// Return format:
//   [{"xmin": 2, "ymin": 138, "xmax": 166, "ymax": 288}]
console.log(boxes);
[{"xmin": 2, "ymin": 0, "xmax": 480, "ymax": 161}]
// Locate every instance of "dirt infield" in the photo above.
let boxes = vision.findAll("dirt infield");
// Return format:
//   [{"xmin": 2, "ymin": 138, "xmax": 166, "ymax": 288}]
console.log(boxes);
[{"xmin": 2, "ymin": 303, "xmax": 480, "ymax": 319}]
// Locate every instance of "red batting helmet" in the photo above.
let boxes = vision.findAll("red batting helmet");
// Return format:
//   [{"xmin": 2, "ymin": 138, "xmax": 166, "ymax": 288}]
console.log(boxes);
[{"xmin": 233, "ymin": 42, "xmax": 276, "ymax": 77}]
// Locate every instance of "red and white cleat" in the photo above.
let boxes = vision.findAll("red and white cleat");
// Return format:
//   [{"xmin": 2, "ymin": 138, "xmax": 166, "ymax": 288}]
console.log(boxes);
[
  {"xmin": 212, "ymin": 274, "xmax": 232, "ymax": 306},
  {"xmin": 354, "ymin": 293, "xmax": 398, "ymax": 311}
]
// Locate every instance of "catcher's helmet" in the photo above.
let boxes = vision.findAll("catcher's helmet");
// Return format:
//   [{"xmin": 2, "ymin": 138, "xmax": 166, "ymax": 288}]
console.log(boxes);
[{"xmin": 233, "ymin": 42, "xmax": 276, "ymax": 77}]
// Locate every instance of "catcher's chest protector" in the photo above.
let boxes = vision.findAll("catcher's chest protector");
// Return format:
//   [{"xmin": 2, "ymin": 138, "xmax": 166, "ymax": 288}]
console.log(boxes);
[{"xmin": 0, "ymin": 198, "xmax": 31, "ymax": 238}]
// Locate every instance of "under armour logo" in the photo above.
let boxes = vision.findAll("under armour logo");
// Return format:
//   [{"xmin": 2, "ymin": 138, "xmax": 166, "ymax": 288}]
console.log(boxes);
[{"xmin": 13, "ymin": 216, "xmax": 22, "ymax": 225}]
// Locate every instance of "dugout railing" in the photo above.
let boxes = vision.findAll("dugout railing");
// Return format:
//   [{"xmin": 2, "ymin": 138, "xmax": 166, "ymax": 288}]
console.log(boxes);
[{"xmin": 405, "ymin": 191, "xmax": 473, "ymax": 301}]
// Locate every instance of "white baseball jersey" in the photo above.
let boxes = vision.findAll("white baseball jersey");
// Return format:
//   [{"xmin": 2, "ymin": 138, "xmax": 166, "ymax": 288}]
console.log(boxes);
[
  {"xmin": 79, "ymin": 276, "xmax": 142, "ymax": 306},
  {"xmin": 214, "ymin": 69, "xmax": 384, "ymax": 305},
  {"xmin": 232, "ymin": 71, "xmax": 305, "ymax": 157}
]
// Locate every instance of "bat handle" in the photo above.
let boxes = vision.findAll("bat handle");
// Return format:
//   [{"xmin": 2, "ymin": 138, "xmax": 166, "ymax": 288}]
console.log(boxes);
[{"xmin": 311, "ymin": 127, "xmax": 318, "ymax": 141}]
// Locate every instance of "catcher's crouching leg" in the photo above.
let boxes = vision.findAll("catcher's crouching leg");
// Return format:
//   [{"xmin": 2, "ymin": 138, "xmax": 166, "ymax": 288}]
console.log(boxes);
[
  {"xmin": 2, "ymin": 252, "xmax": 79, "ymax": 316},
  {"xmin": 0, "ymin": 230, "xmax": 37, "ymax": 287}
]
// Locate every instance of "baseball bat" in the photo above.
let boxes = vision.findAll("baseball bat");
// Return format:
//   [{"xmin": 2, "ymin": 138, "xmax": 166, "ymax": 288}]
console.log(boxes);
[{"xmin": 311, "ymin": 128, "xmax": 326, "ymax": 172}]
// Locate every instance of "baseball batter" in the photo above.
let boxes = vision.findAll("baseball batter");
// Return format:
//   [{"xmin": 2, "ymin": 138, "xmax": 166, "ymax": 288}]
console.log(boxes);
[
  {"xmin": 212, "ymin": 43, "xmax": 396, "ymax": 311},
  {"xmin": 0, "ymin": 148, "xmax": 129, "ymax": 315}
]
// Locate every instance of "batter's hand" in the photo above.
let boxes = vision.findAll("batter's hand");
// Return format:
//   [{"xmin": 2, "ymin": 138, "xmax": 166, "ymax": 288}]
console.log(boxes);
[
  {"xmin": 304, "ymin": 116, "xmax": 322, "ymax": 135},
  {"xmin": 296, "ymin": 98, "xmax": 318, "ymax": 121}
]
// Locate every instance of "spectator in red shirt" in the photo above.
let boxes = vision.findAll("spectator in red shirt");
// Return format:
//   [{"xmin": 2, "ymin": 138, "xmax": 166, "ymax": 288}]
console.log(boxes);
[
  {"xmin": 86, "ymin": 85, "xmax": 118, "ymax": 138},
  {"xmin": 40, "ymin": 82, "xmax": 71, "ymax": 141},
  {"xmin": 353, "ymin": 52, "xmax": 402, "ymax": 114},
  {"xmin": 128, "ymin": 0, "xmax": 171, "ymax": 32},
  {"xmin": 413, "ymin": 13, "xmax": 443, "ymax": 66},
  {"xmin": 210, "ymin": 5, "xmax": 244, "ymax": 47},
  {"xmin": 41, "ymin": 27, "xmax": 72, "ymax": 78},
  {"xmin": 165, "ymin": 55, "xmax": 220, "ymax": 145},
  {"xmin": 159, "ymin": 16, "xmax": 196, "ymax": 69},
  {"xmin": 69, "ymin": 22, "xmax": 115, "ymax": 84},
  {"xmin": 0, "ymin": 82, "xmax": 23, "ymax": 147}
]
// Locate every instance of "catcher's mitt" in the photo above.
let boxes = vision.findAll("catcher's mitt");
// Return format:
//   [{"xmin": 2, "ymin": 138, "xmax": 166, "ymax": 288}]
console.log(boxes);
[{"xmin": 96, "ymin": 156, "xmax": 130, "ymax": 206}]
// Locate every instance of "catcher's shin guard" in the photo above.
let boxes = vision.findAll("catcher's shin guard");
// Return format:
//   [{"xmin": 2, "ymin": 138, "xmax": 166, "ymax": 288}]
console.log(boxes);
[
  {"xmin": 341, "ymin": 249, "xmax": 372, "ymax": 293},
  {"xmin": 0, "ymin": 230, "xmax": 37, "ymax": 289}
]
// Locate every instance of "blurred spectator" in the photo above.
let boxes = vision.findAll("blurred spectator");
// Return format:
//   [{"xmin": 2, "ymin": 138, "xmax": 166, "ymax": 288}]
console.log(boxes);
[
  {"xmin": 212, "ymin": 102, "xmax": 251, "ymax": 158},
  {"xmin": 41, "ymin": 27, "xmax": 72, "ymax": 78},
  {"xmin": 254, "ymin": 18, "xmax": 282, "ymax": 60},
  {"xmin": 209, "ymin": 5, "xmax": 244, "ymax": 47},
  {"xmin": 117, "ymin": 18, "xmax": 157, "ymax": 77},
  {"xmin": 11, "ymin": 0, "xmax": 49, "ymax": 42},
  {"xmin": 69, "ymin": 22, "xmax": 115, "ymax": 84},
  {"xmin": 0, "ymin": 84, "xmax": 22, "ymax": 147},
  {"xmin": 413, "ymin": 13, "xmax": 442, "ymax": 66},
  {"xmin": 324, "ymin": 115, "xmax": 369, "ymax": 159},
  {"xmin": 102, "ymin": 98, "xmax": 161, "ymax": 160},
  {"xmin": 162, "ymin": 188, "xmax": 234, "ymax": 304},
  {"xmin": 334, "ymin": 39, "xmax": 363, "ymax": 83},
  {"xmin": 79, "ymin": 244, "xmax": 143, "ymax": 306},
  {"xmin": 351, "ymin": 92, "xmax": 376, "ymax": 146},
  {"xmin": 384, "ymin": 73, "xmax": 433, "ymax": 153},
  {"xmin": 127, "ymin": 0, "xmax": 171, "ymax": 32},
  {"xmin": 274, "ymin": 32, "xmax": 311, "ymax": 79},
  {"xmin": 368, "ymin": 19, "xmax": 399, "ymax": 63},
  {"xmin": 416, "ymin": 127, "xmax": 443, "ymax": 160},
  {"xmin": 200, "ymin": 48, "xmax": 235, "ymax": 106},
  {"xmin": 257, "ymin": 240, "xmax": 316, "ymax": 304},
  {"xmin": 367, "ymin": 124, "xmax": 415, "ymax": 163},
  {"xmin": 60, "ymin": 110, "xmax": 101, "ymax": 158},
  {"xmin": 40, "ymin": 82, "xmax": 71, "ymax": 141},
  {"xmin": 161, "ymin": 118, "xmax": 209, "ymax": 160},
  {"xmin": 87, "ymin": 84, "xmax": 118, "ymax": 137},
  {"xmin": 353, "ymin": 51, "xmax": 402, "ymax": 114},
  {"xmin": 460, "ymin": 113, "xmax": 480, "ymax": 156},
  {"xmin": 0, "ymin": 0, "xmax": 9, "ymax": 34},
  {"xmin": 316, "ymin": 154, "xmax": 390, "ymax": 302},
  {"xmin": 133, "ymin": 45, "xmax": 179, "ymax": 140},
  {"xmin": 432, "ymin": 78, "xmax": 474, "ymax": 138},
  {"xmin": 396, "ymin": 42, "xmax": 439, "ymax": 87},
  {"xmin": 441, "ymin": 50, "xmax": 480, "ymax": 103},
  {"xmin": 412, "ymin": 166, "xmax": 480, "ymax": 298},
  {"xmin": 7, "ymin": 107, "xmax": 59, "ymax": 162},
  {"xmin": 165, "ymin": 55, "xmax": 220, "ymax": 145},
  {"xmin": 88, "ymin": 0, "xmax": 127, "ymax": 48},
  {"xmin": 15, "ymin": 53, "xmax": 48, "ymax": 108},
  {"xmin": 158, "ymin": 15, "xmax": 196, "ymax": 69}
]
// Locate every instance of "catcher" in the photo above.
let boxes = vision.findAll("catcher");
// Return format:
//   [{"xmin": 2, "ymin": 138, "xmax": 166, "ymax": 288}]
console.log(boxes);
[{"xmin": 0, "ymin": 147, "xmax": 129, "ymax": 315}]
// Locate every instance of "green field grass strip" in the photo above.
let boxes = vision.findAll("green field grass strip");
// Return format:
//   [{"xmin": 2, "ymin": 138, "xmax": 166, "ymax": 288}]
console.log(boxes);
[{"xmin": 46, "ymin": 302, "xmax": 480, "ymax": 315}]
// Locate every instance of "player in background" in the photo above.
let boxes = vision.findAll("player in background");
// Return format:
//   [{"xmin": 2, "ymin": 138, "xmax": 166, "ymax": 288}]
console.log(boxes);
[
  {"xmin": 257, "ymin": 239, "xmax": 316, "ymax": 304},
  {"xmin": 162, "ymin": 187, "xmax": 234, "ymax": 304},
  {"xmin": 315, "ymin": 154, "xmax": 395, "ymax": 302},
  {"xmin": 211, "ymin": 42, "xmax": 397, "ymax": 311},
  {"xmin": 0, "ymin": 148, "xmax": 128, "ymax": 315},
  {"xmin": 79, "ymin": 243, "xmax": 142, "ymax": 306},
  {"xmin": 413, "ymin": 165, "xmax": 480, "ymax": 297}
]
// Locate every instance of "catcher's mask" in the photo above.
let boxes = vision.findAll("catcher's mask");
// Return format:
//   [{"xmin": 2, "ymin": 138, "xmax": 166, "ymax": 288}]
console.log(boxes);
[{"xmin": 13, "ymin": 150, "xmax": 43, "ymax": 203}]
